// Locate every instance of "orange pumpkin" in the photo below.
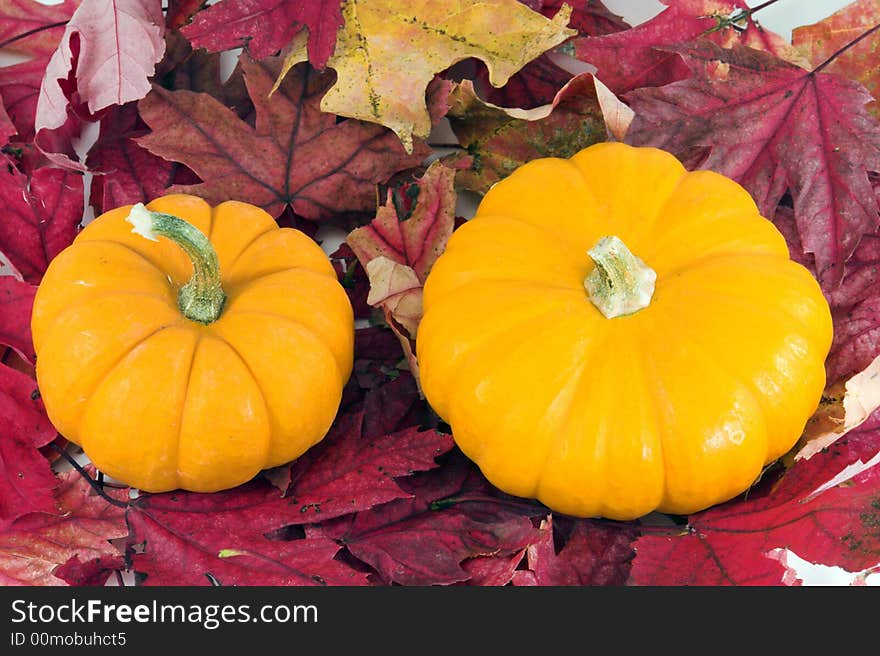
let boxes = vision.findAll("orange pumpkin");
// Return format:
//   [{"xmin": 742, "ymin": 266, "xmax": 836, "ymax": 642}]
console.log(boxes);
[
  {"xmin": 31, "ymin": 194, "xmax": 354, "ymax": 493},
  {"xmin": 416, "ymin": 142, "xmax": 833, "ymax": 520}
]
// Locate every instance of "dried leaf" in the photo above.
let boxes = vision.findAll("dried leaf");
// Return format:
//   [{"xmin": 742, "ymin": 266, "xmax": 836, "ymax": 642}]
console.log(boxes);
[
  {"xmin": 137, "ymin": 56, "xmax": 427, "ymax": 221},
  {"xmin": 319, "ymin": 0, "xmax": 576, "ymax": 152},
  {"xmin": 625, "ymin": 40, "xmax": 880, "ymax": 290},
  {"xmin": 445, "ymin": 73, "xmax": 610, "ymax": 194},
  {"xmin": 512, "ymin": 516, "xmax": 636, "ymax": 585},
  {"xmin": 793, "ymin": 0, "xmax": 880, "ymax": 119},
  {"xmin": 34, "ymin": 0, "xmax": 166, "ymax": 166},
  {"xmin": 0, "ymin": 469, "xmax": 128, "ymax": 586}
]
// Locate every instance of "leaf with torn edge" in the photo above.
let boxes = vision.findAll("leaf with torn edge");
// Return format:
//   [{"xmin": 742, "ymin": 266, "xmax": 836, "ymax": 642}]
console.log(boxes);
[
  {"xmin": 445, "ymin": 73, "xmax": 616, "ymax": 194},
  {"xmin": 793, "ymin": 0, "xmax": 880, "ymax": 119},
  {"xmin": 796, "ymin": 354, "xmax": 880, "ymax": 461},
  {"xmin": 317, "ymin": 0, "xmax": 576, "ymax": 152},
  {"xmin": 34, "ymin": 0, "xmax": 166, "ymax": 167},
  {"xmin": 138, "ymin": 56, "xmax": 427, "ymax": 221},
  {"xmin": 346, "ymin": 160, "xmax": 457, "ymax": 372}
]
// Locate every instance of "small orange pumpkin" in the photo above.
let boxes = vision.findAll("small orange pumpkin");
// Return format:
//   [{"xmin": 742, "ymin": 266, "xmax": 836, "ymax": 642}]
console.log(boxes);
[{"xmin": 31, "ymin": 194, "xmax": 354, "ymax": 493}]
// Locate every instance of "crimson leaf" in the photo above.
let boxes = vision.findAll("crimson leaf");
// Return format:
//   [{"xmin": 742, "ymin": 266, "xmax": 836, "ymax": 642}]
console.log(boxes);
[
  {"xmin": 137, "ymin": 56, "xmax": 428, "ymax": 221},
  {"xmin": 625, "ymin": 40, "xmax": 880, "ymax": 290}
]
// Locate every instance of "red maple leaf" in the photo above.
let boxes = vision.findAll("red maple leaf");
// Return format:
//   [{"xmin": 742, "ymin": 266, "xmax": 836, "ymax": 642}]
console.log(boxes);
[
  {"xmin": 0, "ymin": 0, "xmax": 78, "ymax": 141},
  {"xmin": 137, "ymin": 56, "xmax": 428, "ymax": 221},
  {"xmin": 629, "ymin": 422, "xmax": 880, "ymax": 585},
  {"xmin": 86, "ymin": 103, "xmax": 198, "ymax": 214},
  {"xmin": 625, "ymin": 40, "xmax": 880, "ymax": 290},
  {"xmin": 0, "ymin": 164, "xmax": 83, "ymax": 283},
  {"xmin": 181, "ymin": 0, "xmax": 342, "ymax": 69},
  {"xmin": 0, "ymin": 469, "xmax": 128, "ymax": 586},
  {"xmin": 511, "ymin": 516, "xmax": 637, "ymax": 585},
  {"xmin": 318, "ymin": 496, "xmax": 539, "ymax": 586},
  {"xmin": 0, "ymin": 277, "xmax": 57, "ymax": 529},
  {"xmin": 266, "ymin": 409, "xmax": 453, "ymax": 522},
  {"xmin": 128, "ymin": 506, "xmax": 368, "ymax": 586},
  {"xmin": 575, "ymin": 0, "xmax": 803, "ymax": 95}
]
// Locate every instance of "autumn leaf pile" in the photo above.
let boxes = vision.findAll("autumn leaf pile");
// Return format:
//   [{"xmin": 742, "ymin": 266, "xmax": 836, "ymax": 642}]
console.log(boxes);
[{"xmin": 2, "ymin": 0, "xmax": 880, "ymax": 587}]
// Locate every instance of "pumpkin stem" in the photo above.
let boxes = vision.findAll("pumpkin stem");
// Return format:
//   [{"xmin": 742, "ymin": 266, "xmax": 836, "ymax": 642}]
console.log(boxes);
[
  {"xmin": 585, "ymin": 235, "xmax": 656, "ymax": 319},
  {"xmin": 126, "ymin": 203, "xmax": 226, "ymax": 324}
]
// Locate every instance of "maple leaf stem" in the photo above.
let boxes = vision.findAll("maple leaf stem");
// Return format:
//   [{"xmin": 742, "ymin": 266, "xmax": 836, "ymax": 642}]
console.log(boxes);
[
  {"xmin": 49, "ymin": 442, "xmax": 131, "ymax": 510},
  {"xmin": 126, "ymin": 203, "xmax": 227, "ymax": 324},
  {"xmin": 584, "ymin": 236, "xmax": 656, "ymax": 319},
  {"xmin": 0, "ymin": 20, "xmax": 68, "ymax": 50},
  {"xmin": 813, "ymin": 21, "xmax": 880, "ymax": 74}
]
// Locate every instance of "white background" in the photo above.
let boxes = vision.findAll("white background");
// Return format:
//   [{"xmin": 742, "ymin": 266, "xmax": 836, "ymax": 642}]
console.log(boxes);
[{"xmin": 4, "ymin": 0, "xmax": 875, "ymax": 586}]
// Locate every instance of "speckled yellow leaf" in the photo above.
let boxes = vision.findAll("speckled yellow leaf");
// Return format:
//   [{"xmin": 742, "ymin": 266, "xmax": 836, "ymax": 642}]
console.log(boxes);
[
  {"xmin": 321, "ymin": 0, "xmax": 576, "ymax": 152},
  {"xmin": 793, "ymin": 0, "xmax": 880, "ymax": 118}
]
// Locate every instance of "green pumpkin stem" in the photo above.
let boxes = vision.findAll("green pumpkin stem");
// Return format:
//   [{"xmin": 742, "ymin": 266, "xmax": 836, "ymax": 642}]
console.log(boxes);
[
  {"xmin": 584, "ymin": 235, "xmax": 656, "ymax": 319},
  {"xmin": 126, "ymin": 203, "xmax": 226, "ymax": 324}
]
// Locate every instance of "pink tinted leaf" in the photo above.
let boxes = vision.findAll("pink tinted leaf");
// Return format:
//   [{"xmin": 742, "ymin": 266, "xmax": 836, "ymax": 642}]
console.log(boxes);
[
  {"xmin": 137, "ymin": 57, "xmax": 427, "ymax": 221},
  {"xmin": 346, "ymin": 160, "xmax": 457, "ymax": 372},
  {"xmin": 0, "ymin": 0, "xmax": 78, "ymax": 57},
  {"xmin": 0, "ymin": 469, "xmax": 128, "ymax": 586},
  {"xmin": 0, "ymin": 164, "xmax": 84, "ymax": 283},
  {"xmin": 625, "ymin": 40, "xmax": 880, "ymax": 290},
  {"xmin": 181, "ymin": 0, "xmax": 342, "ymax": 69},
  {"xmin": 347, "ymin": 161, "xmax": 458, "ymax": 283},
  {"xmin": 629, "ymin": 426, "xmax": 880, "ymax": 585},
  {"xmin": 793, "ymin": 0, "xmax": 880, "ymax": 120},
  {"xmin": 34, "ymin": 0, "xmax": 165, "ymax": 166}
]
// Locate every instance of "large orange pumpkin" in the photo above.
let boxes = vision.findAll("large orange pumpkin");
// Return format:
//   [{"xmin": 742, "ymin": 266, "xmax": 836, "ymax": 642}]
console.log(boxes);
[{"xmin": 416, "ymin": 142, "xmax": 833, "ymax": 520}]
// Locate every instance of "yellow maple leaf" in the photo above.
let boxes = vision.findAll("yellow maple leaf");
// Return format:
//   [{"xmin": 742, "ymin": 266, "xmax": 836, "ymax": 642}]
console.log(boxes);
[{"xmin": 310, "ymin": 0, "xmax": 575, "ymax": 153}]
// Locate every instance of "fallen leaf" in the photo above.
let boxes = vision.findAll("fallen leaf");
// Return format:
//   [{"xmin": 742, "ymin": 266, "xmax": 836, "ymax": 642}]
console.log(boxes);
[
  {"xmin": 797, "ymin": 354, "xmax": 880, "ymax": 461},
  {"xmin": 625, "ymin": 39, "xmax": 880, "ymax": 290},
  {"xmin": 34, "ymin": 0, "xmax": 166, "ymax": 166},
  {"xmin": 629, "ymin": 425, "xmax": 880, "ymax": 585},
  {"xmin": 86, "ymin": 104, "xmax": 193, "ymax": 214},
  {"xmin": 473, "ymin": 0, "xmax": 629, "ymax": 109},
  {"xmin": 347, "ymin": 160, "xmax": 457, "ymax": 376},
  {"xmin": 0, "ymin": 164, "xmax": 84, "ymax": 283},
  {"xmin": 128, "ymin": 507, "xmax": 367, "ymax": 586},
  {"xmin": 575, "ymin": 0, "xmax": 808, "ymax": 95},
  {"xmin": 268, "ymin": 409, "xmax": 453, "ymax": 523},
  {"xmin": 445, "ymin": 73, "xmax": 610, "ymax": 194},
  {"xmin": 512, "ymin": 516, "xmax": 636, "ymax": 585},
  {"xmin": 317, "ymin": 0, "xmax": 576, "ymax": 152},
  {"xmin": 0, "ymin": 469, "xmax": 128, "ymax": 586},
  {"xmin": 0, "ymin": 0, "xmax": 78, "ymax": 140},
  {"xmin": 137, "ymin": 56, "xmax": 427, "ymax": 221},
  {"xmin": 181, "ymin": 0, "xmax": 343, "ymax": 69},
  {"xmin": 793, "ymin": 0, "xmax": 880, "ymax": 119},
  {"xmin": 324, "ymin": 496, "xmax": 539, "ymax": 585},
  {"xmin": 0, "ymin": 276, "xmax": 36, "ymax": 363}
]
